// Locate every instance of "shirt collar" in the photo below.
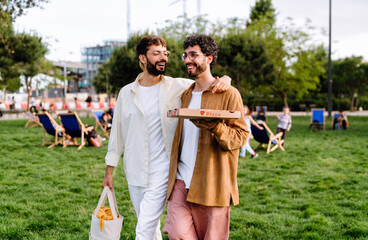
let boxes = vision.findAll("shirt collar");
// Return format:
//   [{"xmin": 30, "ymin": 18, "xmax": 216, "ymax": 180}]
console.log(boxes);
[
  {"xmin": 131, "ymin": 72, "xmax": 165, "ymax": 93},
  {"xmin": 184, "ymin": 77, "xmax": 218, "ymax": 95}
]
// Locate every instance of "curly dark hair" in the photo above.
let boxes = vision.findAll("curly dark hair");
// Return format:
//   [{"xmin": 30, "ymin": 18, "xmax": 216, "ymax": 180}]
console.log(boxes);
[
  {"xmin": 183, "ymin": 34, "xmax": 219, "ymax": 69},
  {"xmin": 136, "ymin": 35, "xmax": 166, "ymax": 57}
]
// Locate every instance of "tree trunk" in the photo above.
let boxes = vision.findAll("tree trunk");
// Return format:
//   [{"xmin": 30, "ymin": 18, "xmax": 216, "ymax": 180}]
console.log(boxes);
[
  {"xmin": 26, "ymin": 77, "xmax": 32, "ymax": 111},
  {"xmin": 236, "ymin": 73, "xmax": 241, "ymax": 91},
  {"xmin": 282, "ymin": 92, "xmax": 288, "ymax": 108},
  {"xmin": 350, "ymin": 93, "xmax": 355, "ymax": 112}
]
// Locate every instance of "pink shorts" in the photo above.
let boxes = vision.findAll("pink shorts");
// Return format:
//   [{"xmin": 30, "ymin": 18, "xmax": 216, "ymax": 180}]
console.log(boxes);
[{"xmin": 163, "ymin": 180, "xmax": 231, "ymax": 240}]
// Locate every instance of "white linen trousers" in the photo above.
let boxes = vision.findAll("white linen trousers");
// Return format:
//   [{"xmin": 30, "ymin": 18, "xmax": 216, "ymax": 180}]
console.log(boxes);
[{"xmin": 128, "ymin": 171, "xmax": 169, "ymax": 240}]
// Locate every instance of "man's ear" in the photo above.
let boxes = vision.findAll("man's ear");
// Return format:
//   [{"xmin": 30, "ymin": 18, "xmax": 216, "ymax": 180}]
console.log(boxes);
[
  {"xmin": 207, "ymin": 55, "xmax": 213, "ymax": 66},
  {"xmin": 139, "ymin": 54, "xmax": 147, "ymax": 65}
]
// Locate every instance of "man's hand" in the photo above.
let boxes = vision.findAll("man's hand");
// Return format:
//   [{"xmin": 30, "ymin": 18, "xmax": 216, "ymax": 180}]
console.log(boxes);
[
  {"xmin": 211, "ymin": 75, "xmax": 231, "ymax": 93},
  {"xmin": 190, "ymin": 119, "xmax": 221, "ymax": 131},
  {"xmin": 102, "ymin": 165, "xmax": 114, "ymax": 191}
]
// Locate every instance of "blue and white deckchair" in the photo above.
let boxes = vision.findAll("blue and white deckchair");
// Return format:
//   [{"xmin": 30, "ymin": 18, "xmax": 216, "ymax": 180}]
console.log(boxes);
[
  {"xmin": 37, "ymin": 112, "xmax": 64, "ymax": 148},
  {"xmin": 309, "ymin": 108, "xmax": 325, "ymax": 130}
]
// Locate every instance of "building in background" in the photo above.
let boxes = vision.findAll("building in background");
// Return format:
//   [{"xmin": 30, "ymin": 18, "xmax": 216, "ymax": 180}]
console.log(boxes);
[
  {"xmin": 52, "ymin": 61, "xmax": 87, "ymax": 93},
  {"xmin": 81, "ymin": 40, "xmax": 125, "ymax": 90}
]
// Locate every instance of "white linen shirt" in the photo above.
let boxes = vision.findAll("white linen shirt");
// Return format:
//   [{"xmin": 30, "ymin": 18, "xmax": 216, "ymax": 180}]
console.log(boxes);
[{"xmin": 105, "ymin": 73, "xmax": 193, "ymax": 187}]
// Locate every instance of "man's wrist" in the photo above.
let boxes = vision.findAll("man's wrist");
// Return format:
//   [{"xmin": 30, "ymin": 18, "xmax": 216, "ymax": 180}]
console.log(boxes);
[
  {"xmin": 105, "ymin": 165, "xmax": 114, "ymax": 175},
  {"xmin": 209, "ymin": 122, "xmax": 220, "ymax": 132}
]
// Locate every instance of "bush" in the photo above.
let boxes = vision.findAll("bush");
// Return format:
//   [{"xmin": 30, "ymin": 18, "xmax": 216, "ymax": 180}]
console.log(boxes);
[
  {"xmin": 333, "ymin": 97, "xmax": 351, "ymax": 111},
  {"xmin": 357, "ymin": 96, "xmax": 368, "ymax": 110}
]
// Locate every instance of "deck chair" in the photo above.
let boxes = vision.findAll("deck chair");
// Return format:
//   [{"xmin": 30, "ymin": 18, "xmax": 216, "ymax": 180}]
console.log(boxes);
[
  {"xmin": 36, "ymin": 112, "xmax": 64, "ymax": 148},
  {"xmin": 58, "ymin": 112, "xmax": 94, "ymax": 150},
  {"xmin": 309, "ymin": 108, "xmax": 325, "ymax": 130},
  {"xmin": 91, "ymin": 110, "xmax": 110, "ymax": 138},
  {"xmin": 251, "ymin": 121, "xmax": 285, "ymax": 154},
  {"xmin": 24, "ymin": 111, "xmax": 42, "ymax": 127}
]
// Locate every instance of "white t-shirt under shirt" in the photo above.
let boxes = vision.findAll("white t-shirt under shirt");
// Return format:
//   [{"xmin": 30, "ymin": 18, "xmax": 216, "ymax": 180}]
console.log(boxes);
[
  {"xmin": 177, "ymin": 91, "xmax": 202, "ymax": 188},
  {"xmin": 138, "ymin": 82, "xmax": 169, "ymax": 174}
]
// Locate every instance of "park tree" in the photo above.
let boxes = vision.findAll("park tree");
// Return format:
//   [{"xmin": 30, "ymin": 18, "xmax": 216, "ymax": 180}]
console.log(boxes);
[
  {"xmin": 0, "ymin": 0, "xmax": 48, "ymax": 19},
  {"xmin": 332, "ymin": 56, "xmax": 368, "ymax": 111},
  {"xmin": 93, "ymin": 1, "xmax": 329, "ymax": 110},
  {"xmin": 249, "ymin": 9, "xmax": 326, "ymax": 107},
  {"xmin": 0, "ymin": 12, "xmax": 20, "ymax": 92},
  {"xmin": 93, "ymin": 61, "xmax": 110, "ymax": 94},
  {"xmin": 156, "ymin": 15, "xmax": 224, "ymax": 43},
  {"xmin": 244, "ymin": 0, "xmax": 326, "ymax": 107},
  {"xmin": 246, "ymin": 0, "xmax": 276, "ymax": 29},
  {"xmin": 1, "ymin": 0, "xmax": 49, "ymax": 98},
  {"xmin": 12, "ymin": 33, "xmax": 47, "ymax": 108},
  {"xmin": 215, "ymin": 29, "xmax": 275, "ymax": 95}
]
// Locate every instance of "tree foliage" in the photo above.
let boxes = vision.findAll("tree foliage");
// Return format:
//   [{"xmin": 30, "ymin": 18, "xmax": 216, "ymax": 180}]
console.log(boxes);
[
  {"xmin": 93, "ymin": 0, "xmax": 367, "ymax": 111},
  {"xmin": 0, "ymin": 0, "xmax": 48, "ymax": 98},
  {"xmin": 214, "ymin": 30, "xmax": 274, "ymax": 96},
  {"xmin": 0, "ymin": 0, "xmax": 48, "ymax": 19},
  {"xmin": 247, "ymin": 0, "xmax": 276, "ymax": 29},
  {"xmin": 14, "ymin": 33, "xmax": 47, "ymax": 107},
  {"xmin": 332, "ymin": 56, "xmax": 368, "ymax": 111}
]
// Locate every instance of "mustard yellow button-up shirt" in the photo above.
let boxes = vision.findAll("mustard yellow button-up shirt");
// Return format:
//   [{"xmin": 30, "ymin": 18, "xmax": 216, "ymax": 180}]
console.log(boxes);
[{"xmin": 167, "ymin": 84, "xmax": 249, "ymax": 207}]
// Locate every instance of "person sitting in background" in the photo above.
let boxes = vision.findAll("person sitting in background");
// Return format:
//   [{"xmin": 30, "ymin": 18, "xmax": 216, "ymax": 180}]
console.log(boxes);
[
  {"xmin": 240, "ymin": 106, "xmax": 264, "ymax": 159},
  {"xmin": 333, "ymin": 110, "xmax": 349, "ymax": 130},
  {"xmin": 10, "ymin": 96, "xmax": 15, "ymax": 110},
  {"xmin": 29, "ymin": 97, "xmax": 37, "ymax": 113},
  {"xmin": 86, "ymin": 96, "xmax": 92, "ymax": 107},
  {"xmin": 65, "ymin": 110, "xmax": 104, "ymax": 146},
  {"xmin": 106, "ymin": 107, "xmax": 114, "ymax": 118},
  {"xmin": 39, "ymin": 101, "xmax": 45, "ymax": 112},
  {"xmin": 49, "ymin": 102, "xmax": 56, "ymax": 112},
  {"xmin": 256, "ymin": 107, "xmax": 267, "ymax": 122},
  {"xmin": 100, "ymin": 112, "xmax": 112, "ymax": 130},
  {"xmin": 276, "ymin": 106, "xmax": 292, "ymax": 145}
]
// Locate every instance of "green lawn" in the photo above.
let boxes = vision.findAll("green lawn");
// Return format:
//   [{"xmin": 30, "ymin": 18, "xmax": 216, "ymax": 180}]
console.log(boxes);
[{"xmin": 0, "ymin": 116, "xmax": 367, "ymax": 240}]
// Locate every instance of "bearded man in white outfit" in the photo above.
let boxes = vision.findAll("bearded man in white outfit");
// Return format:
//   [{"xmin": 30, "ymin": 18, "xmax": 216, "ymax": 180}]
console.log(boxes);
[{"xmin": 101, "ymin": 35, "xmax": 231, "ymax": 240}]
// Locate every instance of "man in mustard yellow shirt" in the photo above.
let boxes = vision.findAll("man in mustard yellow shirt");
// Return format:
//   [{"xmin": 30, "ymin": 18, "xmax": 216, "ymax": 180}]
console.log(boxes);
[{"xmin": 163, "ymin": 34, "xmax": 249, "ymax": 239}]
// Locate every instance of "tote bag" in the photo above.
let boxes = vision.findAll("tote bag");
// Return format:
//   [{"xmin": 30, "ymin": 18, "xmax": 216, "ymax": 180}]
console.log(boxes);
[{"xmin": 89, "ymin": 186, "xmax": 123, "ymax": 240}]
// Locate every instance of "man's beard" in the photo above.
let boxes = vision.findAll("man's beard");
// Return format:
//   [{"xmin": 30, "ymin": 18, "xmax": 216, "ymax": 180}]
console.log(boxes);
[
  {"xmin": 188, "ymin": 61, "xmax": 206, "ymax": 78},
  {"xmin": 146, "ymin": 58, "xmax": 166, "ymax": 76}
]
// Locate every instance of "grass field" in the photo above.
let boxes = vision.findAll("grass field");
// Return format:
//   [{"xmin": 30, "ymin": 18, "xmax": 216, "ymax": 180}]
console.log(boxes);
[{"xmin": 0, "ymin": 116, "xmax": 367, "ymax": 240}]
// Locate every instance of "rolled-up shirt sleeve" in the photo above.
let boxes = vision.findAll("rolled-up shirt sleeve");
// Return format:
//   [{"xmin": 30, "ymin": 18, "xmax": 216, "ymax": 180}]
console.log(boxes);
[
  {"xmin": 210, "ymin": 89, "xmax": 249, "ymax": 151},
  {"xmin": 105, "ymin": 91, "xmax": 125, "ymax": 167}
]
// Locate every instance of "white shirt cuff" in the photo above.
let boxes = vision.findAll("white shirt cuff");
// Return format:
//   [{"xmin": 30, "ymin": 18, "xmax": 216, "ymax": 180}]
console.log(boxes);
[{"xmin": 105, "ymin": 152, "xmax": 121, "ymax": 167}]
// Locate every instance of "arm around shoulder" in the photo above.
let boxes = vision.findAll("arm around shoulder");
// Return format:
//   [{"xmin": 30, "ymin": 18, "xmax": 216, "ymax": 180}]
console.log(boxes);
[{"xmin": 174, "ymin": 77, "xmax": 194, "ymax": 89}]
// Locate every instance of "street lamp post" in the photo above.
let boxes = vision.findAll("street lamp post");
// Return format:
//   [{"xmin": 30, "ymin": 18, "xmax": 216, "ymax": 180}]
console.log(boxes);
[
  {"xmin": 327, "ymin": 0, "xmax": 332, "ymax": 117},
  {"xmin": 63, "ymin": 62, "xmax": 67, "ymax": 103}
]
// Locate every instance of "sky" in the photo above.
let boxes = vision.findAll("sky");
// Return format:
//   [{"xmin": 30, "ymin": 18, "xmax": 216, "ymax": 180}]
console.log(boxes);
[{"xmin": 14, "ymin": 0, "xmax": 368, "ymax": 62}]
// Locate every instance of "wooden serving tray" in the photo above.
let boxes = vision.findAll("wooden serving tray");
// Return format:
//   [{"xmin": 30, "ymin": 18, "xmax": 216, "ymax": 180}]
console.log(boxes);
[{"xmin": 167, "ymin": 108, "xmax": 241, "ymax": 119}]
